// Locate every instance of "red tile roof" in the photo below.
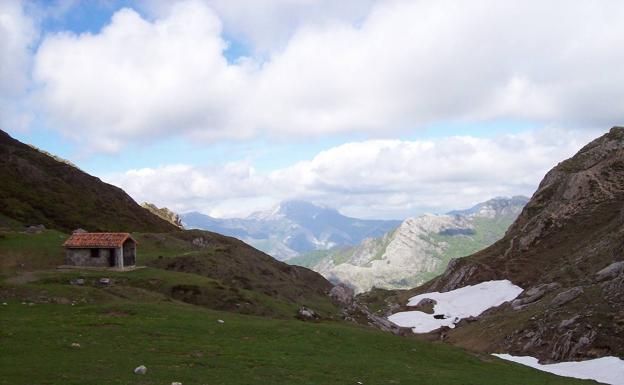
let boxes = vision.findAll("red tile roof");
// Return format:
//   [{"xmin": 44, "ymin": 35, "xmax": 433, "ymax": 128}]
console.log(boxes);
[{"xmin": 63, "ymin": 233, "xmax": 136, "ymax": 248}]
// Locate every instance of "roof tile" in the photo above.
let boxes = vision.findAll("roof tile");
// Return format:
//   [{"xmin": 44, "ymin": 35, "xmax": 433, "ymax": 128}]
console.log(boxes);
[{"xmin": 63, "ymin": 233, "xmax": 136, "ymax": 248}]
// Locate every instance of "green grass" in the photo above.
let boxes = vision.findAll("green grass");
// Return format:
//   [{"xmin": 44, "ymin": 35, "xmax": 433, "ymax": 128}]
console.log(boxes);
[
  {"xmin": 0, "ymin": 287, "xmax": 596, "ymax": 385},
  {"xmin": 0, "ymin": 229, "xmax": 67, "ymax": 272}
]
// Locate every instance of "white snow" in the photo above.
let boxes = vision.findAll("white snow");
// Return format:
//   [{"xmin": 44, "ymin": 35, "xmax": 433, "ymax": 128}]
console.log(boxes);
[
  {"xmin": 388, "ymin": 280, "xmax": 523, "ymax": 333},
  {"xmin": 493, "ymin": 354, "xmax": 624, "ymax": 385}
]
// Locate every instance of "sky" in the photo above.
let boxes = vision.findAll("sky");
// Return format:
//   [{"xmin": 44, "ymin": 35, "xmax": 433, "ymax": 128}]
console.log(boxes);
[{"xmin": 1, "ymin": 0, "xmax": 623, "ymax": 219}]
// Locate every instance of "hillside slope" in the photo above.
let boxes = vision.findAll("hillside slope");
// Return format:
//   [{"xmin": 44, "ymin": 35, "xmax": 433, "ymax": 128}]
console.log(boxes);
[
  {"xmin": 181, "ymin": 200, "xmax": 401, "ymax": 260},
  {"xmin": 293, "ymin": 197, "xmax": 527, "ymax": 293},
  {"xmin": 0, "ymin": 130, "xmax": 176, "ymax": 233},
  {"xmin": 387, "ymin": 127, "xmax": 624, "ymax": 363}
]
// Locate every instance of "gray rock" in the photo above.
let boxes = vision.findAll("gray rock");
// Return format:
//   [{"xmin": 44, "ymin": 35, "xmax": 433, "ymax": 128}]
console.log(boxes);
[
  {"xmin": 415, "ymin": 298, "xmax": 437, "ymax": 307},
  {"xmin": 595, "ymin": 261, "xmax": 624, "ymax": 282},
  {"xmin": 99, "ymin": 278, "xmax": 111, "ymax": 285},
  {"xmin": 512, "ymin": 282, "xmax": 560, "ymax": 310},
  {"xmin": 72, "ymin": 228, "xmax": 87, "ymax": 234},
  {"xmin": 191, "ymin": 237, "xmax": 209, "ymax": 247},
  {"xmin": 559, "ymin": 315, "xmax": 580, "ymax": 329},
  {"xmin": 297, "ymin": 306, "xmax": 319, "ymax": 320},
  {"xmin": 70, "ymin": 278, "xmax": 85, "ymax": 286},
  {"xmin": 551, "ymin": 287, "xmax": 584, "ymax": 307},
  {"xmin": 134, "ymin": 365, "xmax": 147, "ymax": 375},
  {"xmin": 329, "ymin": 284, "xmax": 355, "ymax": 305}
]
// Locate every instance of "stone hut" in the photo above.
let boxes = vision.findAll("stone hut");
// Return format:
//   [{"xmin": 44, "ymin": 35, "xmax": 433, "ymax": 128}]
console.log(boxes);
[{"xmin": 63, "ymin": 232, "xmax": 137, "ymax": 269}]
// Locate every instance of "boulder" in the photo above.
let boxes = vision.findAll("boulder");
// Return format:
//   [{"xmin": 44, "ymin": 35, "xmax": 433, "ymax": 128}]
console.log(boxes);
[
  {"xmin": 329, "ymin": 284, "xmax": 355, "ymax": 305},
  {"xmin": 551, "ymin": 287, "xmax": 584, "ymax": 307},
  {"xmin": 559, "ymin": 315, "xmax": 581, "ymax": 329},
  {"xmin": 297, "ymin": 306, "xmax": 319, "ymax": 321},
  {"xmin": 595, "ymin": 261, "xmax": 624, "ymax": 282},
  {"xmin": 70, "ymin": 278, "xmax": 85, "ymax": 286},
  {"xmin": 512, "ymin": 282, "xmax": 560, "ymax": 310},
  {"xmin": 72, "ymin": 228, "xmax": 87, "ymax": 234},
  {"xmin": 99, "ymin": 278, "xmax": 111, "ymax": 285},
  {"xmin": 134, "ymin": 365, "xmax": 147, "ymax": 375}
]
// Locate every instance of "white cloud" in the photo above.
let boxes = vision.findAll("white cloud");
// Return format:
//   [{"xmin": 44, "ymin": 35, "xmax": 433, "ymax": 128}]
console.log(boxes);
[
  {"xmin": 31, "ymin": 0, "xmax": 624, "ymax": 152},
  {"xmin": 105, "ymin": 127, "xmax": 597, "ymax": 219},
  {"xmin": 0, "ymin": 0, "xmax": 37, "ymax": 131}
]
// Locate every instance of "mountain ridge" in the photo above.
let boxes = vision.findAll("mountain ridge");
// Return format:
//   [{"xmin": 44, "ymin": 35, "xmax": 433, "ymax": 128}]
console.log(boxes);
[
  {"xmin": 181, "ymin": 200, "xmax": 401, "ymax": 260},
  {"xmin": 295, "ymin": 196, "xmax": 528, "ymax": 293}
]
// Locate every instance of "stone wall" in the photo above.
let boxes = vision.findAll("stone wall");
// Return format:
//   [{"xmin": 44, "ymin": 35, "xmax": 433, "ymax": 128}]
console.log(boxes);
[{"xmin": 66, "ymin": 248, "xmax": 116, "ymax": 267}]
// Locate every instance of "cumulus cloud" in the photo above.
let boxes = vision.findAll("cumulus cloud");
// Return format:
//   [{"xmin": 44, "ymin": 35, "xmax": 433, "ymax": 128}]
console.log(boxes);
[
  {"xmin": 105, "ymin": 127, "xmax": 597, "ymax": 219},
  {"xmin": 0, "ymin": 0, "xmax": 37, "ymax": 131},
  {"xmin": 31, "ymin": 0, "xmax": 624, "ymax": 152}
]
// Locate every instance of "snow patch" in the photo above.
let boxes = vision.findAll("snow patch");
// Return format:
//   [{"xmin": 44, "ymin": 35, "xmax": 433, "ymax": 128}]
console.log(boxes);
[
  {"xmin": 388, "ymin": 280, "xmax": 523, "ymax": 333},
  {"xmin": 493, "ymin": 354, "xmax": 624, "ymax": 385}
]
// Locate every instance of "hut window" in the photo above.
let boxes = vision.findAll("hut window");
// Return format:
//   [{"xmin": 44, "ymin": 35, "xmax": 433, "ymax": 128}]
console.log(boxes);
[{"xmin": 90, "ymin": 249, "xmax": 99, "ymax": 258}]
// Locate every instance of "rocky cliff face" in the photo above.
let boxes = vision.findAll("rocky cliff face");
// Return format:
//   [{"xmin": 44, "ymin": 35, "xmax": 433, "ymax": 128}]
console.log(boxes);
[
  {"xmin": 299, "ymin": 197, "xmax": 527, "ymax": 293},
  {"xmin": 141, "ymin": 202, "xmax": 184, "ymax": 228},
  {"xmin": 398, "ymin": 127, "xmax": 624, "ymax": 363}
]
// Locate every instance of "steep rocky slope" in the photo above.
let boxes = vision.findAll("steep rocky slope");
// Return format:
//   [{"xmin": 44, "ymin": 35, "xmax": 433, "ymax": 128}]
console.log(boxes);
[
  {"xmin": 294, "ymin": 197, "xmax": 527, "ymax": 293},
  {"xmin": 387, "ymin": 127, "xmax": 624, "ymax": 363},
  {"xmin": 181, "ymin": 200, "xmax": 400, "ymax": 260},
  {"xmin": 0, "ymin": 130, "xmax": 176, "ymax": 233}
]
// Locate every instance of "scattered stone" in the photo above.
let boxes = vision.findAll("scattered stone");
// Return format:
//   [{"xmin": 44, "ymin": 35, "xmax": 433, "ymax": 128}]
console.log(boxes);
[
  {"xmin": 191, "ymin": 237, "xmax": 209, "ymax": 247},
  {"xmin": 297, "ymin": 306, "xmax": 319, "ymax": 321},
  {"xmin": 595, "ymin": 261, "xmax": 624, "ymax": 282},
  {"xmin": 25, "ymin": 224, "xmax": 45, "ymax": 234},
  {"xmin": 551, "ymin": 287, "xmax": 584, "ymax": 307},
  {"xmin": 99, "ymin": 278, "xmax": 111, "ymax": 285},
  {"xmin": 559, "ymin": 315, "xmax": 581, "ymax": 329},
  {"xmin": 329, "ymin": 284, "xmax": 355, "ymax": 305},
  {"xmin": 70, "ymin": 342, "xmax": 81, "ymax": 349},
  {"xmin": 171, "ymin": 382, "xmax": 182, "ymax": 385},
  {"xmin": 72, "ymin": 228, "xmax": 87, "ymax": 234},
  {"xmin": 70, "ymin": 278, "xmax": 85, "ymax": 286},
  {"xmin": 217, "ymin": 319, "xmax": 224, "ymax": 324},
  {"xmin": 134, "ymin": 365, "xmax": 147, "ymax": 375},
  {"xmin": 2, "ymin": 302, "xmax": 7, "ymax": 306}
]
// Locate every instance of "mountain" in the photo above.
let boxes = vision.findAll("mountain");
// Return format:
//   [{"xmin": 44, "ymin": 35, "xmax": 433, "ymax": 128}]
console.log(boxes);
[
  {"xmin": 141, "ymin": 202, "xmax": 184, "ymax": 228},
  {"xmin": 180, "ymin": 200, "xmax": 401, "ymax": 260},
  {"xmin": 382, "ymin": 126, "xmax": 624, "ymax": 362},
  {"xmin": 0, "ymin": 130, "xmax": 176, "ymax": 233},
  {"xmin": 292, "ymin": 197, "xmax": 528, "ymax": 293}
]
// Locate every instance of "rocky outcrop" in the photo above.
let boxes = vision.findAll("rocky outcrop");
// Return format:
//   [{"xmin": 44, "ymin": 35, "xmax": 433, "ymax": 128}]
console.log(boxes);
[{"xmin": 141, "ymin": 202, "xmax": 184, "ymax": 228}]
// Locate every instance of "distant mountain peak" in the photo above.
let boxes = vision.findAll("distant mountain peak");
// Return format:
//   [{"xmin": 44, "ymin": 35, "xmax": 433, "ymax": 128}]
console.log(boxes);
[{"xmin": 447, "ymin": 196, "xmax": 529, "ymax": 217}]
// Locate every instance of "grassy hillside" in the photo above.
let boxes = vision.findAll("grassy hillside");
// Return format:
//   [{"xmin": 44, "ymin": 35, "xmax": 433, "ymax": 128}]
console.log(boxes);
[
  {"xmin": 0, "ymin": 227, "xmax": 335, "ymax": 318},
  {"xmin": 0, "ymin": 274, "xmax": 595, "ymax": 385},
  {"xmin": 0, "ymin": 130, "xmax": 176, "ymax": 233}
]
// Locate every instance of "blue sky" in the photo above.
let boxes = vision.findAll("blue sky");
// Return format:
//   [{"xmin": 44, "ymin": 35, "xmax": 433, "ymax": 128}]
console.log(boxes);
[{"xmin": 1, "ymin": 0, "xmax": 620, "ymax": 218}]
